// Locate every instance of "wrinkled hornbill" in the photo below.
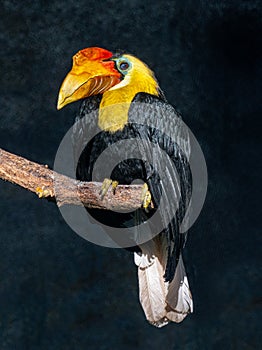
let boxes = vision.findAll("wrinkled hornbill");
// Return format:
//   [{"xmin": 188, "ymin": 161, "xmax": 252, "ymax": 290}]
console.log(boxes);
[{"xmin": 57, "ymin": 47, "xmax": 193, "ymax": 327}]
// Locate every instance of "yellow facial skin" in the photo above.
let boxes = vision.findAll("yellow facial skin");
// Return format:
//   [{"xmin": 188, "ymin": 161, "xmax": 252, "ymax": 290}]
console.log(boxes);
[{"xmin": 98, "ymin": 55, "xmax": 160, "ymax": 132}]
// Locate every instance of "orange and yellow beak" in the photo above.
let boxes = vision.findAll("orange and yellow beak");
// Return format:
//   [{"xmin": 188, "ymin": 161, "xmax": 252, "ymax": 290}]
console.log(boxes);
[{"xmin": 57, "ymin": 47, "xmax": 121, "ymax": 110}]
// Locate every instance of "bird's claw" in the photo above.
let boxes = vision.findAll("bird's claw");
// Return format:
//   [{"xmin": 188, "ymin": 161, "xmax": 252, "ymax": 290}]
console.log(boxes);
[
  {"xmin": 111, "ymin": 180, "xmax": 119, "ymax": 194},
  {"xmin": 100, "ymin": 178, "xmax": 119, "ymax": 199},
  {"xmin": 141, "ymin": 183, "xmax": 152, "ymax": 212},
  {"xmin": 36, "ymin": 186, "xmax": 53, "ymax": 198}
]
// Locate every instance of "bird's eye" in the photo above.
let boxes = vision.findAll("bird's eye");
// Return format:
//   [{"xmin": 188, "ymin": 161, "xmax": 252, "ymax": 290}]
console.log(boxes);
[{"xmin": 119, "ymin": 61, "xmax": 129, "ymax": 71}]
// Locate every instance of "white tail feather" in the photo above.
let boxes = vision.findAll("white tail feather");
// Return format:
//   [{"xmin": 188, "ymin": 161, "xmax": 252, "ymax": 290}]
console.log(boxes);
[
  {"xmin": 166, "ymin": 255, "xmax": 193, "ymax": 323},
  {"xmin": 134, "ymin": 238, "xmax": 193, "ymax": 327},
  {"xmin": 137, "ymin": 255, "xmax": 167, "ymax": 324}
]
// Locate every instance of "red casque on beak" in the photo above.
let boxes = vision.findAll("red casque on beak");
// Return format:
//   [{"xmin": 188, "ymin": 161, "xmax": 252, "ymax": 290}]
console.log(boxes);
[{"xmin": 57, "ymin": 47, "xmax": 121, "ymax": 109}]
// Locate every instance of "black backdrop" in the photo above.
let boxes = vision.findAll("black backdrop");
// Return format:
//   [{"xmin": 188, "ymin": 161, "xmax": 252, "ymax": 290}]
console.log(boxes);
[{"xmin": 0, "ymin": 1, "xmax": 261, "ymax": 349}]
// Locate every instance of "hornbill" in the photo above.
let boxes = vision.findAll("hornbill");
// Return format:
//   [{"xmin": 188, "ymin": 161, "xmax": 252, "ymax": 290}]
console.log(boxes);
[{"xmin": 57, "ymin": 47, "xmax": 193, "ymax": 327}]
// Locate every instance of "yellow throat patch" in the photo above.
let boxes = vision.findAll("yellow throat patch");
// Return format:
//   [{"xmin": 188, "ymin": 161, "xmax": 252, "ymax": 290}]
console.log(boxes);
[{"xmin": 98, "ymin": 55, "xmax": 159, "ymax": 132}]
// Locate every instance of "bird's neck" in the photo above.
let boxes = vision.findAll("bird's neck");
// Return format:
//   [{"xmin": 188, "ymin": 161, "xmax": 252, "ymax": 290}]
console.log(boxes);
[{"xmin": 98, "ymin": 69, "xmax": 159, "ymax": 132}]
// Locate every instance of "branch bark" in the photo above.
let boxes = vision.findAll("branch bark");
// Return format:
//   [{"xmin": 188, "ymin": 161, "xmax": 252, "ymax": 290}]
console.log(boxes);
[{"xmin": 0, "ymin": 148, "xmax": 145, "ymax": 211}]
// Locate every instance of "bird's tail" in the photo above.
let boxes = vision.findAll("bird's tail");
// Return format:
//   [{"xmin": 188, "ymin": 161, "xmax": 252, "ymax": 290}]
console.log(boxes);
[{"xmin": 134, "ymin": 237, "xmax": 193, "ymax": 328}]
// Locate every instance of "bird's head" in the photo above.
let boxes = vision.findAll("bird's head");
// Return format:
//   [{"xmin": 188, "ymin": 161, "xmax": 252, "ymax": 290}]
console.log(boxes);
[{"xmin": 57, "ymin": 47, "xmax": 161, "ymax": 110}]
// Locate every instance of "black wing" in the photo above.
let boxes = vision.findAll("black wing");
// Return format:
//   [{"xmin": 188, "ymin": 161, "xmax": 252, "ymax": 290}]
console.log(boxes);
[
  {"xmin": 72, "ymin": 93, "xmax": 192, "ymax": 282},
  {"xmin": 129, "ymin": 93, "xmax": 192, "ymax": 281}
]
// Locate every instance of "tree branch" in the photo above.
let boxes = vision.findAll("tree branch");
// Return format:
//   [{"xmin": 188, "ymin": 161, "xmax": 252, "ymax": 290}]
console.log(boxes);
[{"xmin": 0, "ymin": 147, "xmax": 145, "ymax": 211}]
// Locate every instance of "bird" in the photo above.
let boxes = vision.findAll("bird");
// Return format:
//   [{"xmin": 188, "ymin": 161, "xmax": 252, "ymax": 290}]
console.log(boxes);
[{"xmin": 57, "ymin": 47, "xmax": 193, "ymax": 327}]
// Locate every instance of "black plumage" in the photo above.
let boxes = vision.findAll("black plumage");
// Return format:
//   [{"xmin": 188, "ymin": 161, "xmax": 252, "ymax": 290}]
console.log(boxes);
[{"xmin": 72, "ymin": 92, "xmax": 192, "ymax": 282}]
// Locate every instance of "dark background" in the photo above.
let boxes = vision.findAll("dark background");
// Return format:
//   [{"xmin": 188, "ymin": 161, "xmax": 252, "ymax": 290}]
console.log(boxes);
[{"xmin": 0, "ymin": 1, "xmax": 261, "ymax": 349}]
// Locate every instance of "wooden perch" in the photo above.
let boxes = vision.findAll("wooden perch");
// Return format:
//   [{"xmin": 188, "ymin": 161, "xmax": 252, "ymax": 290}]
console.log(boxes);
[{"xmin": 0, "ymin": 147, "xmax": 145, "ymax": 211}]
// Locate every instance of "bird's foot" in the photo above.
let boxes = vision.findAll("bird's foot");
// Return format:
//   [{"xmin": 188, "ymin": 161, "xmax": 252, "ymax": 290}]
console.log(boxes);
[
  {"xmin": 36, "ymin": 186, "xmax": 54, "ymax": 198},
  {"xmin": 100, "ymin": 178, "xmax": 119, "ymax": 199},
  {"xmin": 141, "ymin": 183, "xmax": 152, "ymax": 212}
]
